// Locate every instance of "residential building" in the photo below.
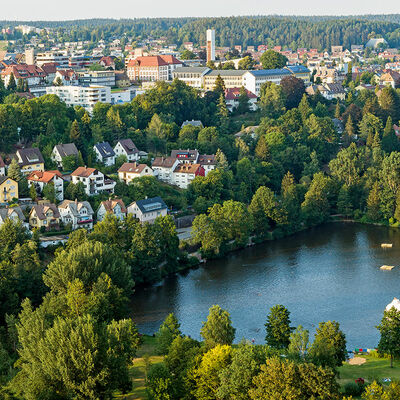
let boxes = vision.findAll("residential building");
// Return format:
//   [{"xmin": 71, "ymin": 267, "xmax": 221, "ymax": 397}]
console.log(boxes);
[
  {"xmin": 242, "ymin": 69, "xmax": 291, "ymax": 96},
  {"xmin": 58, "ymin": 199, "xmax": 94, "ymax": 230},
  {"xmin": 181, "ymin": 120, "xmax": 204, "ymax": 129},
  {"xmin": 46, "ymin": 85, "xmax": 111, "ymax": 113},
  {"xmin": 158, "ymin": 55, "xmax": 184, "ymax": 80},
  {"xmin": 99, "ymin": 56, "xmax": 116, "ymax": 70},
  {"xmin": 41, "ymin": 63, "xmax": 58, "ymax": 83},
  {"xmin": 306, "ymin": 83, "xmax": 346, "ymax": 101},
  {"xmin": 285, "ymin": 65, "xmax": 311, "ymax": 84},
  {"xmin": 118, "ymin": 162, "xmax": 154, "ymax": 184},
  {"xmin": 16, "ymin": 148, "xmax": 45, "ymax": 175},
  {"xmin": 206, "ymin": 29, "xmax": 216, "ymax": 62},
  {"xmin": 380, "ymin": 70, "xmax": 400, "ymax": 88},
  {"xmin": 172, "ymin": 163, "xmax": 205, "ymax": 189},
  {"xmin": 77, "ymin": 70, "xmax": 116, "ymax": 87},
  {"xmin": 0, "ymin": 156, "xmax": 5, "ymax": 176},
  {"xmin": 54, "ymin": 69, "xmax": 79, "ymax": 86},
  {"xmin": 51, "ymin": 143, "xmax": 79, "ymax": 169},
  {"xmin": 97, "ymin": 198, "xmax": 127, "ymax": 221},
  {"xmin": 0, "ymin": 206, "xmax": 26, "ymax": 228},
  {"xmin": 114, "ymin": 139, "xmax": 140, "ymax": 162},
  {"xmin": 203, "ymin": 70, "xmax": 247, "ymax": 91},
  {"xmin": 225, "ymin": 87, "xmax": 258, "ymax": 112},
  {"xmin": 71, "ymin": 167, "xmax": 116, "ymax": 196},
  {"xmin": 36, "ymin": 51, "xmax": 69, "ymax": 67},
  {"xmin": 127, "ymin": 196, "xmax": 168, "ymax": 224},
  {"xmin": 0, "ymin": 176, "xmax": 18, "ymax": 203},
  {"xmin": 152, "ymin": 157, "xmax": 179, "ymax": 183},
  {"xmin": 29, "ymin": 203, "xmax": 60, "ymax": 231},
  {"xmin": 27, "ymin": 170, "xmax": 64, "ymax": 201},
  {"xmin": 93, "ymin": 142, "xmax": 116, "ymax": 166},
  {"xmin": 171, "ymin": 149, "xmax": 199, "ymax": 164},
  {"xmin": 1, "ymin": 64, "xmax": 47, "ymax": 88},
  {"xmin": 198, "ymin": 154, "xmax": 217, "ymax": 175},
  {"xmin": 110, "ymin": 88, "xmax": 134, "ymax": 105}
]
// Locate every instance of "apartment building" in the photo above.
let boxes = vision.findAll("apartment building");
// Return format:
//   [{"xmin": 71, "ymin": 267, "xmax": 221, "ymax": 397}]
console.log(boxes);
[
  {"xmin": 27, "ymin": 170, "xmax": 64, "ymax": 201},
  {"xmin": 46, "ymin": 85, "xmax": 111, "ymax": 113},
  {"xmin": 77, "ymin": 70, "xmax": 116, "ymax": 87},
  {"xmin": 71, "ymin": 167, "xmax": 115, "ymax": 196},
  {"xmin": 36, "ymin": 51, "xmax": 69, "ymax": 68},
  {"xmin": 1, "ymin": 64, "xmax": 47, "ymax": 88}
]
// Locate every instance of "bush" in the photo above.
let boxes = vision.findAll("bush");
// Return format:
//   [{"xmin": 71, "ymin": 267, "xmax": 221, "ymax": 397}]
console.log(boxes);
[{"xmin": 342, "ymin": 381, "xmax": 364, "ymax": 396}]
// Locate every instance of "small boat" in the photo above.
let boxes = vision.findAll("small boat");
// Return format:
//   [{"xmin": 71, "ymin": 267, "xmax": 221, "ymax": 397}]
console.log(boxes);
[
  {"xmin": 381, "ymin": 243, "xmax": 393, "ymax": 248},
  {"xmin": 380, "ymin": 265, "xmax": 395, "ymax": 271}
]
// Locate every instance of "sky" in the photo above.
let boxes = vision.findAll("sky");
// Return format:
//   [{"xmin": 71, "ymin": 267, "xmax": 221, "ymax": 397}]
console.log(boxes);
[{"xmin": 1, "ymin": 0, "xmax": 400, "ymax": 20}]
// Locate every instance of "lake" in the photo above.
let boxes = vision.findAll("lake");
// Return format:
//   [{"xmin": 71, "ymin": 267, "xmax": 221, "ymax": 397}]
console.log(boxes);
[{"xmin": 131, "ymin": 222, "xmax": 400, "ymax": 350}]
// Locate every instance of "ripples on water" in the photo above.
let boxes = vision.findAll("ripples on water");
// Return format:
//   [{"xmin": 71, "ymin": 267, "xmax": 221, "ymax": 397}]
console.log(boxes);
[{"xmin": 131, "ymin": 223, "xmax": 400, "ymax": 349}]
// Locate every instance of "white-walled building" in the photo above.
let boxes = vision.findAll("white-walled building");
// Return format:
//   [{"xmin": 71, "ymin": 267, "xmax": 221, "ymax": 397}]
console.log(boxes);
[
  {"xmin": 51, "ymin": 143, "xmax": 79, "ymax": 169},
  {"xmin": 206, "ymin": 29, "xmax": 216, "ymax": 62},
  {"xmin": 36, "ymin": 51, "xmax": 69, "ymax": 68},
  {"xmin": 93, "ymin": 142, "xmax": 116, "ymax": 166},
  {"xmin": 127, "ymin": 196, "xmax": 168, "ymax": 224},
  {"xmin": 114, "ymin": 139, "xmax": 140, "ymax": 162},
  {"xmin": 152, "ymin": 157, "xmax": 179, "ymax": 183},
  {"xmin": 77, "ymin": 70, "xmax": 116, "ymax": 87},
  {"xmin": 173, "ymin": 67, "xmax": 210, "ymax": 88},
  {"xmin": 27, "ymin": 170, "xmax": 64, "ymax": 201},
  {"xmin": 46, "ymin": 85, "xmax": 111, "ymax": 113},
  {"xmin": 172, "ymin": 163, "xmax": 205, "ymax": 189},
  {"xmin": 58, "ymin": 199, "xmax": 94, "ymax": 230},
  {"xmin": 0, "ymin": 156, "xmax": 5, "ymax": 176},
  {"xmin": 97, "ymin": 199, "xmax": 127, "ymax": 221},
  {"xmin": 242, "ymin": 69, "xmax": 292, "ymax": 96},
  {"xmin": 70, "ymin": 167, "xmax": 115, "ymax": 196}
]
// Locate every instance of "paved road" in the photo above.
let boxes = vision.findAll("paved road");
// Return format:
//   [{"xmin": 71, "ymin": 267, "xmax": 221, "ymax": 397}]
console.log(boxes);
[{"xmin": 177, "ymin": 226, "xmax": 192, "ymax": 241}]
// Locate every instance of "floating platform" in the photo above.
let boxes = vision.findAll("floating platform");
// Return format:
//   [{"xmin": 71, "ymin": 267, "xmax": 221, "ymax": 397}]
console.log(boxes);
[
  {"xmin": 380, "ymin": 265, "xmax": 395, "ymax": 271},
  {"xmin": 381, "ymin": 243, "xmax": 393, "ymax": 248}
]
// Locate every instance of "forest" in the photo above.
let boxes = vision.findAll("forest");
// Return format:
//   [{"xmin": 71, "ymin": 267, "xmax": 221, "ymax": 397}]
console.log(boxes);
[{"xmin": 3, "ymin": 15, "xmax": 400, "ymax": 49}]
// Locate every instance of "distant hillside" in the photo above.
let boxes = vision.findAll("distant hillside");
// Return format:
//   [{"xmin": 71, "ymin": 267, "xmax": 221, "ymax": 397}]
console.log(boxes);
[{"xmin": 1, "ymin": 15, "xmax": 400, "ymax": 50}]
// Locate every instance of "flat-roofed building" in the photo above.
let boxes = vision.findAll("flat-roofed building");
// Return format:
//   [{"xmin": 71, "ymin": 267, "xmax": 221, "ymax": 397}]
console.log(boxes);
[{"xmin": 203, "ymin": 70, "xmax": 247, "ymax": 91}]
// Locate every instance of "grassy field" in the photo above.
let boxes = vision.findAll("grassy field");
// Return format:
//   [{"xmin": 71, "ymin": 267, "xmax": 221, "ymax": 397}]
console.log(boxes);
[{"xmin": 114, "ymin": 335, "xmax": 163, "ymax": 400}]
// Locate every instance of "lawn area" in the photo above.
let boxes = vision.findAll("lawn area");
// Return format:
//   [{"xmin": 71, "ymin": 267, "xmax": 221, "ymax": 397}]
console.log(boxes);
[
  {"xmin": 114, "ymin": 335, "xmax": 163, "ymax": 400},
  {"xmin": 338, "ymin": 354, "xmax": 400, "ymax": 393}
]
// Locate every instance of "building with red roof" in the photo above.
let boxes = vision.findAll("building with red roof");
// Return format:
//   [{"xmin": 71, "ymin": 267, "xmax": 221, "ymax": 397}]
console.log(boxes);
[
  {"xmin": 225, "ymin": 87, "xmax": 258, "ymax": 112},
  {"xmin": 27, "ymin": 170, "xmax": 64, "ymax": 201},
  {"xmin": 1, "ymin": 64, "xmax": 47, "ymax": 88}
]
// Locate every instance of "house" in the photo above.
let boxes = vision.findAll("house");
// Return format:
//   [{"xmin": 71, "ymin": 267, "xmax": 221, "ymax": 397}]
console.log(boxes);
[
  {"xmin": 29, "ymin": 203, "xmax": 60, "ymax": 231},
  {"xmin": 380, "ymin": 70, "xmax": 400, "ymax": 88},
  {"xmin": 127, "ymin": 196, "xmax": 168, "ymax": 224},
  {"xmin": 172, "ymin": 163, "xmax": 205, "ymax": 189},
  {"xmin": 152, "ymin": 157, "xmax": 179, "ymax": 182},
  {"xmin": 93, "ymin": 142, "xmax": 116, "ymax": 166},
  {"xmin": 114, "ymin": 139, "xmax": 139, "ymax": 162},
  {"xmin": 54, "ymin": 69, "xmax": 79, "ymax": 86},
  {"xmin": 71, "ymin": 166, "xmax": 115, "ymax": 196},
  {"xmin": 27, "ymin": 170, "xmax": 64, "ymax": 201},
  {"xmin": 225, "ymin": 87, "xmax": 258, "ymax": 112},
  {"xmin": 198, "ymin": 154, "xmax": 217, "ymax": 175},
  {"xmin": 51, "ymin": 143, "xmax": 79, "ymax": 169},
  {"xmin": 306, "ymin": 83, "xmax": 346, "ymax": 101},
  {"xmin": 1, "ymin": 64, "xmax": 47, "ymax": 88},
  {"xmin": 181, "ymin": 120, "xmax": 204, "ymax": 129},
  {"xmin": 0, "ymin": 176, "xmax": 18, "ymax": 203},
  {"xmin": 97, "ymin": 198, "xmax": 127, "ymax": 221},
  {"xmin": 118, "ymin": 162, "xmax": 154, "ymax": 184},
  {"xmin": 58, "ymin": 199, "xmax": 94, "ymax": 230},
  {"xmin": 0, "ymin": 206, "xmax": 27, "ymax": 228},
  {"xmin": 99, "ymin": 56, "xmax": 116, "ymax": 70},
  {"xmin": 0, "ymin": 156, "xmax": 5, "ymax": 176},
  {"xmin": 41, "ymin": 63, "xmax": 58, "ymax": 84},
  {"xmin": 16, "ymin": 148, "xmax": 45, "ymax": 175}
]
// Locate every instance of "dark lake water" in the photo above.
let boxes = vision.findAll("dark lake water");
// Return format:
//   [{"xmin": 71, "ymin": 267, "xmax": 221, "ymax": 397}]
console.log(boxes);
[{"xmin": 131, "ymin": 223, "xmax": 400, "ymax": 350}]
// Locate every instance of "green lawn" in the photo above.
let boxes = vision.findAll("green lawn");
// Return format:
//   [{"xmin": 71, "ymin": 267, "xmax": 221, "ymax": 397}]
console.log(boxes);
[
  {"xmin": 114, "ymin": 335, "xmax": 163, "ymax": 400},
  {"xmin": 338, "ymin": 354, "xmax": 400, "ymax": 397}
]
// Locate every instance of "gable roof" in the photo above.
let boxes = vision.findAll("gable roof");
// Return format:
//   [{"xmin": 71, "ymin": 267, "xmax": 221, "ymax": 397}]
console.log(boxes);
[
  {"xmin": 58, "ymin": 199, "xmax": 94, "ymax": 216},
  {"xmin": 225, "ymin": 87, "xmax": 257, "ymax": 100},
  {"xmin": 118, "ymin": 162, "xmax": 150, "ymax": 173},
  {"xmin": 152, "ymin": 156, "xmax": 177, "ymax": 168},
  {"xmin": 0, "ymin": 206, "xmax": 25, "ymax": 222},
  {"xmin": 0, "ymin": 176, "xmax": 15, "ymax": 185},
  {"xmin": 171, "ymin": 149, "xmax": 199, "ymax": 161},
  {"xmin": 54, "ymin": 143, "xmax": 79, "ymax": 158},
  {"xmin": 198, "ymin": 154, "xmax": 217, "ymax": 165},
  {"xmin": 181, "ymin": 120, "xmax": 203, "ymax": 128},
  {"xmin": 71, "ymin": 166, "xmax": 97, "ymax": 177},
  {"xmin": 31, "ymin": 203, "xmax": 60, "ymax": 220},
  {"xmin": 130, "ymin": 196, "xmax": 167, "ymax": 214},
  {"xmin": 174, "ymin": 163, "xmax": 202, "ymax": 174},
  {"xmin": 128, "ymin": 56, "xmax": 168, "ymax": 67},
  {"xmin": 17, "ymin": 148, "xmax": 44, "ymax": 166},
  {"xmin": 94, "ymin": 142, "xmax": 115, "ymax": 158},
  {"xmin": 99, "ymin": 198, "xmax": 127, "ymax": 214},
  {"xmin": 27, "ymin": 170, "xmax": 63, "ymax": 183},
  {"xmin": 116, "ymin": 139, "xmax": 138, "ymax": 155}
]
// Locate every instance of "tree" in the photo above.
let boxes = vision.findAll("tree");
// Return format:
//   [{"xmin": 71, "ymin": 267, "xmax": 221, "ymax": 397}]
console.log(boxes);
[
  {"xmin": 180, "ymin": 49, "xmax": 197, "ymax": 60},
  {"xmin": 377, "ymin": 307, "xmax": 400, "ymax": 368},
  {"xmin": 238, "ymin": 56, "xmax": 255, "ymax": 70},
  {"xmin": 280, "ymin": 76, "xmax": 305, "ymax": 109},
  {"xmin": 7, "ymin": 73, "xmax": 16, "ymax": 90},
  {"xmin": 69, "ymin": 119, "xmax": 81, "ymax": 141},
  {"xmin": 255, "ymin": 135, "xmax": 270, "ymax": 161},
  {"xmin": 200, "ymin": 305, "xmax": 235, "ymax": 349},
  {"xmin": 222, "ymin": 61, "xmax": 236, "ymax": 70},
  {"xmin": 367, "ymin": 182, "xmax": 382, "ymax": 222},
  {"xmin": 265, "ymin": 305, "xmax": 293, "ymax": 349},
  {"xmin": 42, "ymin": 183, "xmax": 56, "ymax": 204},
  {"xmin": 217, "ymin": 93, "xmax": 229, "ymax": 133},
  {"xmin": 260, "ymin": 50, "xmax": 287, "ymax": 69},
  {"xmin": 379, "ymin": 86, "xmax": 400, "ymax": 122},
  {"xmin": 194, "ymin": 344, "xmax": 232, "ymax": 400},
  {"xmin": 146, "ymin": 363, "xmax": 173, "ymax": 400},
  {"xmin": 298, "ymin": 94, "xmax": 312, "ymax": 121},
  {"xmin": 334, "ymin": 100, "xmax": 341, "ymax": 119},
  {"xmin": 7, "ymin": 159, "xmax": 22, "ymax": 182},
  {"xmin": 382, "ymin": 116, "xmax": 399, "ymax": 153},
  {"xmin": 236, "ymin": 86, "xmax": 250, "ymax": 114},
  {"xmin": 213, "ymin": 74, "xmax": 226, "ymax": 97},
  {"xmin": 288, "ymin": 325, "xmax": 309, "ymax": 360},
  {"xmin": 309, "ymin": 321, "xmax": 347, "ymax": 369},
  {"xmin": 344, "ymin": 114, "xmax": 355, "ymax": 146},
  {"xmin": 29, "ymin": 183, "xmax": 37, "ymax": 201},
  {"xmin": 259, "ymin": 82, "xmax": 286, "ymax": 117},
  {"xmin": 155, "ymin": 313, "xmax": 181, "ymax": 355},
  {"xmin": 215, "ymin": 149, "xmax": 229, "ymax": 170}
]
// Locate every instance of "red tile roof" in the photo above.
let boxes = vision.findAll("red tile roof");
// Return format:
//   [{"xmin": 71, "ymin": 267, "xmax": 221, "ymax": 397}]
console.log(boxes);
[
  {"xmin": 225, "ymin": 87, "xmax": 257, "ymax": 100},
  {"xmin": 71, "ymin": 166, "xmax": 97, "ymax": 177},
  {"xmin": 27, "ymin": 170, "xmax": 62, "ymax": 183},
  {"xmin": 1, "ymin": 64, "xmax": 46, "ymax": 79}
]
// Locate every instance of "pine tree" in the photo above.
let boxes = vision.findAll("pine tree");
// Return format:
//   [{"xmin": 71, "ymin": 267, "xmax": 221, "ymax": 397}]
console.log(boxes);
[
  {"xmin": 237, "ymin": 86, "xmax": 249, "ymax": 114},
  {"xmin": 217, "ymin": 93, "xmax": 229, "ymax": 134},
  {"xmin": 334, "ymin": 100, "xmax": 341, "ymax": 119},
  {"xmin": 343, "ymin": 115, "xmax": 355, "ymax": 146},
  {"xmin": 8, "ymin": 159, "xmax": 22, "ymax": 182},
  {"xmin": 7, "ymin": 72, "xmax": 16, "ymax": 90},
  {"xmin": 16, "ymin": 78, "xmax": 24, "ymax": 92},
  {"xmin": 69, "ymin": 120, "xmax": 81, "ymax": 141},
  {"xmin": 215, "ymin": 148, "xmax": 229, "ymax": 170},
  {"xmin": 213, "ymin": 74, "xmax": 226, "ymax": 97},
  {"xmin": 367, "ymin": 182, "xmax": 381, "ymax": 222},
  {"xmin": 255, "ymin": 135, "xmax": 269, "ymax": 161},
  {"xmin": 29, "ymin": 184, "xmax": 37, "ymax": 201},
  {"xmin": 298, "ymin": 94, "xmax": 312, "ymax": 121},
  {"xmin": 382, "ymin": 116, "xmax": 399, "ymax": 153}
]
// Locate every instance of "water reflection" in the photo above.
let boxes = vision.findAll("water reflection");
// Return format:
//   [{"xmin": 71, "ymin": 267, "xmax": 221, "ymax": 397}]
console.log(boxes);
[{"xmin": 131, "ymin": 223, "xmax": 400, "ymax": 349}]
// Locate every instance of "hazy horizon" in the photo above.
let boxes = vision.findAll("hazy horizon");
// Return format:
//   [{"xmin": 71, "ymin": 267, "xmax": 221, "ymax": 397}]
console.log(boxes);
[{"xmin": 1, "ymin": 0, "xmax": 400, "ymax": 22}]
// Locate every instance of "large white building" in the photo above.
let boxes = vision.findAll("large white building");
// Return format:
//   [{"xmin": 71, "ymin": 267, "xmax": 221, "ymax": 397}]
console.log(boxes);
[
  {"xmin": 77, "ymin": 70, "xmax": 116, "ymax": 87},
  {"xmin": 36, "ymin": 51, "xmax": 69, "ymax": 68},
  {"xmin": 242, "ymin": 69, "xmax": 292, "ymax": 96},
  {"xmin": 172, "ymin": 67, "xmax": 210, "ymax": 88},
  {"xmin": 46, "ymin": 85, "xmax": 111, "ymax": 113}
]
